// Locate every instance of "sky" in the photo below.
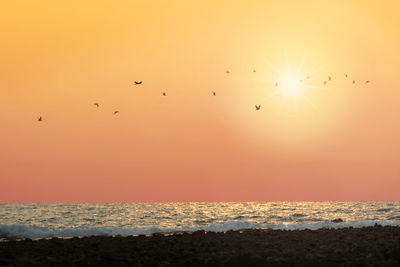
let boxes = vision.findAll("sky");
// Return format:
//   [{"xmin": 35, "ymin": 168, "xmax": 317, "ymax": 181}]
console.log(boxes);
[{"xmin": 1, "ymin": 1, "xmax": 400, "ymax": 202}]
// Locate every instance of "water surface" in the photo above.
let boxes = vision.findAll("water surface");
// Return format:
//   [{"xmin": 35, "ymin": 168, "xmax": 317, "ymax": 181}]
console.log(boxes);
[{"xmin": 1, "ymin": 202, "xmax": 399, "ymax": 238}]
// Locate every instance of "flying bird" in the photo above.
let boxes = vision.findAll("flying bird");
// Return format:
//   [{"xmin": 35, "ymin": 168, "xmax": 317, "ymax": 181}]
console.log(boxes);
[
  {"xmin": 94, "ymin": 103, "xmax": 99, "ymax": 107},
  {"xmin": 253, "ymin": 70, "xmax": 256, "ymax": 72},
  {"xmin": 323, "ymin": 81, "xmax": 327, "ymax": 85},
  {"xmin": 38, "ymin": 116, "xmax": 42, "ymax": 122},
  {"xmin": 365, "ymin": 80, "xmax": 370, "ymax": 84},
  {"xmin": 226, "ymin": 70, "xmax": 230, "ymax": 74},
  {"xmin": 328, "ymin": 76, "xmax": 331, "ymax": 81},
  {"xmin": 255, "ymin": 105, "xmax": 261, "ymax": 111},
  {"xmin": 306, "ymin": 76, "xmax": 310, "ymax": 79},
  {"xmin": 162, "ymin": 92, "xmax": 167, "ymax": 96},
  {"xmin": 114, "ymin": 111, "xmax": 119, "ymax": 115},
  {"xmin": 212, "ymin": 91, "xmax": 216, "ymax": 96},
  {"xmin": 353, "ymin": 80, "xmax": 355, "ymax": 84},
  {"xmin": 345, "ymin": 74, "xmax": 348, "ymax": 78},
  {"xmin": 134, "ymin": 81, "xmax": 143, "ymax": 85},
  {"xmin": 275, "ymin": 82, "xmax": 278, "ymax": 87}
]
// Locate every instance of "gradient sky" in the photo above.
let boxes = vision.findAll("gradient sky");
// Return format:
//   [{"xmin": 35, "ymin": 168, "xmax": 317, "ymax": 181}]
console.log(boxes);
[{"xmin": 1, "ymin": 1, "xmax": 400, "ymax": 202}]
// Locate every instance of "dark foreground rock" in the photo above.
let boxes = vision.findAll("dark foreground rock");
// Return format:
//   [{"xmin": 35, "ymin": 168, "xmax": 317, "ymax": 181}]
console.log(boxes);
[{"xmin": 0, "ymin": 226, "xmax": 399, "ymax": 266}]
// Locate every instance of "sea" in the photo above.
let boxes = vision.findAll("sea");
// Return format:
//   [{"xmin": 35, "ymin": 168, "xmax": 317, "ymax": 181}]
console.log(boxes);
[{"xmin": 1, "ymin": 202, "xmax": 400, "ymax": 239}]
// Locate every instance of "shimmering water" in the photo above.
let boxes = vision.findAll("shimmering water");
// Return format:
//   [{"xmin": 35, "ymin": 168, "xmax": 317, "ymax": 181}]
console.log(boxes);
[{"xmin": 1, "ymin": 202, "xmax": 399, "ymax": 238}]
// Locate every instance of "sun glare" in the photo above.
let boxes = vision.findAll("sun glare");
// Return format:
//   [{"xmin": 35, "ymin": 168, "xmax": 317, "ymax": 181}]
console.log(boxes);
[
  {"xmin": 278, "ymin": 72, "xmax": 303, "ymax": 99},
  {"xmin": 261, "ymin": 62, "xmax": 319, "ymax": 112}
]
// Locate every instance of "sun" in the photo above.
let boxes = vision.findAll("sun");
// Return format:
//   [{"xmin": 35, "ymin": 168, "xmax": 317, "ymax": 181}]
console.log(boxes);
[
  {"xmin": 260, "ymin": 60, "xmax": 319, "ymax": 112},
  {"xmin": 277, "ymin": 71, "xmax": 303, "ymax": 99}
]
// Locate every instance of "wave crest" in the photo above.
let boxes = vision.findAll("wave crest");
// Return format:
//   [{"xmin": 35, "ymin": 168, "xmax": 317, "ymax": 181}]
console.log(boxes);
[{"xmin": 1, "ymin": 220, "xmax": 400, "ymax": 239}]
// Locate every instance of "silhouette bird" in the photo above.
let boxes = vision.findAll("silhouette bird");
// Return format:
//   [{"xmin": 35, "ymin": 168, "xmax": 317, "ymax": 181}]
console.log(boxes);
[
  {"xmin": 353, "ymin": 80, "xmax": 355, "ymax": 84},
  {"xmin": 134, "ymin": 81, "xmax": 143, "ymax": 85},
  {"xmin": 323, "ymin": 81, "xmax": 327, "ymax": 85},
  {"xmin": 328, "ymin": 76, "xmax": 331, "ymax": 81},
  {"xmin": 365, "ymin": 80, "xmax": 370, "ymax": 84},
  {"xmin": 226, "ymin": 70, "xmax": 230, "ymax": 74},
  {"xmin": 162, "ymin": 92, "xmax": 167, "ymax": 96},
  {"xmin": 114, "ymin": 111, "xmax": 119, "ymax": 115},
  {"xmin": 212, "ymin": 91, "xmax": 216, "ymax": 96},
  {"xmin": 255, "ymin": 105, "xmax": 261, "ymax": 111},
  {"xmin": 38, "ymin": 116, "xmax": 42, "ymax": 122},
  {"xmin": 94, "ymin": 103, "xmax": 99, "ymax": 108}
]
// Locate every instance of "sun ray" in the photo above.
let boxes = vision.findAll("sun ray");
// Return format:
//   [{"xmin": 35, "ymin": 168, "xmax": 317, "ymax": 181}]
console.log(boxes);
[
  {"xmin": 299, "ymin": 92, "xmax": 320, "ymax": 112},
  {"xmin": 262, "ymin": 89, "xmax": 281, "ymax": 103},
  {"xmin": 295, "ymin": 56, "xmax": 307, "ymax": 73}
]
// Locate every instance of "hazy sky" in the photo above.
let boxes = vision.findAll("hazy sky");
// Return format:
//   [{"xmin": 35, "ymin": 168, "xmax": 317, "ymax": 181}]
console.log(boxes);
[{"xmin": 1, "ymin": 1, "xmax": 400, "ymax": 202}]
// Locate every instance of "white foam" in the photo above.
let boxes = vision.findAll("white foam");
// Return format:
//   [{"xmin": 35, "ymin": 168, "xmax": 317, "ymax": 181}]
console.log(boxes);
[{"xmin": 1, "ymin": 220, "xmax": 400, "ymax": 239}]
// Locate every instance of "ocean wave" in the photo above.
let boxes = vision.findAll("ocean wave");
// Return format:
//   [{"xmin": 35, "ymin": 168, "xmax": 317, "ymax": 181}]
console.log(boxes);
[
  {"xmin": 376, "ymin": 208, "xmax": 392, "ymax": 212},
  {"xmin": 1, "ymin": 220, "xmax": 400, "ymax": 239},
  {"xmin": 291, "ymin": 213, "xmax": 307, "ymax": 218}
]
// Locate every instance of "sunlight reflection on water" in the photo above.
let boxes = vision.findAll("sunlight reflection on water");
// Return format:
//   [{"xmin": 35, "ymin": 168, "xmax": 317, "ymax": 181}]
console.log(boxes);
[{"xmin": 1, "ymin": 202, "xmax": 399, "ymax": 230}]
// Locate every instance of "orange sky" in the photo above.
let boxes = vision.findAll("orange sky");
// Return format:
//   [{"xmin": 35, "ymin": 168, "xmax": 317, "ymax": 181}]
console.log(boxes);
[{"xmin": 1, "ymin": 1, "xmax": 400, "ymax": 202}]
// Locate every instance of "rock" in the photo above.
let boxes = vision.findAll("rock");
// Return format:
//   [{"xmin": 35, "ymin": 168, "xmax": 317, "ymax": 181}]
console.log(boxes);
[{"xmin": 1, "ymin": 226, "xmax": 400, "ymax": 266}]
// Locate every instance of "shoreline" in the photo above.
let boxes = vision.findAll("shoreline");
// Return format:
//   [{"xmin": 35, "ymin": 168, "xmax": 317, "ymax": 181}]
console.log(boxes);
[
  {"xmin": 2, "ymin": 220, "xmax": 400, "ymax": 241},
  {"xmin": 1, "ymin": 226, "xmax": 399, "ymax": 266}
]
